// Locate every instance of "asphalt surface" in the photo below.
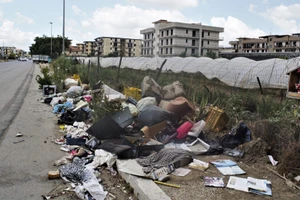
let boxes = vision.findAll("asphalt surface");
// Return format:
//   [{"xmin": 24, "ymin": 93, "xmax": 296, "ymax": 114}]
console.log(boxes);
[
  {"xmin": 0, "ymin": 61, "xmax": 67, "ymax": 200},
  {"xmin": 0, "ymin": 61, "xmax": 34, "ymax": 137}
]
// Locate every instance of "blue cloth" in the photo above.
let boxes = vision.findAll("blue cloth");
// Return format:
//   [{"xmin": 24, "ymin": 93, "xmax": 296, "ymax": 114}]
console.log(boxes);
[{"xmin": 53, "ymin": 101, "xmax": 73, "ymax": 114}]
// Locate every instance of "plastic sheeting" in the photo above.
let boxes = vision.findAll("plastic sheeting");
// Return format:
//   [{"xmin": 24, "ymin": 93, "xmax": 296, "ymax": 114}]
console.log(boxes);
[{"xmin": 77, "ymin": 56, "xmax": 300, "ymax": 89}]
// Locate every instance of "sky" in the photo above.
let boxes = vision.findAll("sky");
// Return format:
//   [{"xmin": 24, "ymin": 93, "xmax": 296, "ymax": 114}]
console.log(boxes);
[{"xmin": 0, "ymin": 0, "xmax": 300, "ymax": 51}]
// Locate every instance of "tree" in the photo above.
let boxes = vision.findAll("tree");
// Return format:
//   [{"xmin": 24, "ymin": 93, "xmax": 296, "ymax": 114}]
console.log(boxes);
[
  {"xmin": 206, "ymin": 50, "xmax": 217, "ymax": 59},
  {"xmin": 179, "ymin": 51, "xmax": 187, "ymax": 58},
  {"xmin": 29, "ymin": 35, "xmax": 71, "ymax": 57},
  {"xmin": 8, "ymin": 53, "xmax": 16, "ymax": 59}
]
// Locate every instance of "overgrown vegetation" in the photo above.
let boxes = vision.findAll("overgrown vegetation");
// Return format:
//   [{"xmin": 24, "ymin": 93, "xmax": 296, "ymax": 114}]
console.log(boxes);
[
  {"xmin": 40, "ymin": 56, "xmax": 300, "ymax": 176},
  {"xmin": 35, "ymin": 67, "xmax": 53, "ymax": 89}
]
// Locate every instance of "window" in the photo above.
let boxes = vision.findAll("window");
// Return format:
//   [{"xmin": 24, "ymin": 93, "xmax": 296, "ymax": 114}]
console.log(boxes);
[
  {"xmin": 170, "ymin": 39, "xmax": 173, "ymax": 45},
  {"xmin": 114, "ymin": 42, "xmax": 117, "ymax": 47},
  {"xmin": 161, "ymin": 31, "xmax": 164, "ymax": 37},
  {"xmin": 207, "ymin": 41, "xmax": 210, "ymax": 45},
  {"xmin": 115, "ymin": 48, "xmax": 118, "ymax": 51},
  {"xmin": 161, "ymin": 48, "xmax": 163, "ymax": 54},
  {"xmin": 186, "ymin": 30, "xmax": 188, "ymax": 34},
  {"xmin": 171, "ymin": 29, "xmax": 173, "ymax": 35},
  {"xmin": 186, "ymin": 39, "xmax": 188, "ymax": 43},
  {"xmin": 115, "ymin": 38, "xmax": 117, "ymax": 42},
  {"xmin": 192, "ymin": 30, "xmax": 196, "ymax": 37},
  {"xmin": 185, "ymin": 48, "xmax": 187, "ymax": 52},
  {"xmin": 191, "ymin": 48, "xmax": 195, "ymax": 54},
  {"xmin": 167, "ymin": 30, "xmax": 169, "ymax": 36},
  {"xmin": 166, "ymin": 39, "xmax": 168, "ymax": 45},
  {"xmin": 166, "ymin": 48, "xmax": 168, "ymax": 54},
  {"xmin": 170, "ymin": 48, "xmax": 172, "ymax": 54},
  {"xmin": 192, "ymin": 40, "xmax": 196, "ymax": 46},
  {"xmin": 208, "ymin": 32, "xmax": 210, "ymax": 36},
  {"xmin": 161, "ymin": 40, "xmax": 163, "ymax": 46}
]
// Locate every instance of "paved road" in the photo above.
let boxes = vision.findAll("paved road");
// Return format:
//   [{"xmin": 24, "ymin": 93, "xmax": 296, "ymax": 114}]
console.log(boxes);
[
  {"xmin": 0, "ymin": 61, "xmax": 34, "ymax": 137},
  {"xmin": 0, "ymin": 61, "xmax": 68, "ymax": 200}
]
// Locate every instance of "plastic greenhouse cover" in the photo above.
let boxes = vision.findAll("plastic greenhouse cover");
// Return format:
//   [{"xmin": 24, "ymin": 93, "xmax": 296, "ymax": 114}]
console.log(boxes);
[{"xmin": 80, "ymin": 56, "xmax": 300, "ymax": 89}]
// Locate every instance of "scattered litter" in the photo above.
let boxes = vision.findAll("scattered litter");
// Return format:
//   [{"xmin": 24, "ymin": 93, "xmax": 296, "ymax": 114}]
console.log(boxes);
[
  {"xmin": 188, "ymin": 159, "xmax": 209, "ymax": 171},
  {"xmin": 48, "ymin": 170, "xmax": 60, "ymax": 180},
  {"xmin": 204, "ymin": 177, "xmax": 225, "ymax": 187},
  {"xmin": 268, "ymin": 155, "xmax": 278, "ymax": 166},
  {"xmin": 16, "ymin": 132, "xmax": 23, "ymax": 137},
  {"xmin": 13, "ymin": 140, "xmax": 25, "ymax": 144},
  {"xmin": 154, "ymin": 181, "xmax": 180, "ymax": 188},
  {"xmin": 227, "ymin": 176, "xmax": 272, "ymax": 196},
  {"xmin": 171, "ymin": 168, "xmax": 191, "ymax": 177},
  {"xmin": 211, "ymin": 160, "xmax": 245, "ymax": 175}
]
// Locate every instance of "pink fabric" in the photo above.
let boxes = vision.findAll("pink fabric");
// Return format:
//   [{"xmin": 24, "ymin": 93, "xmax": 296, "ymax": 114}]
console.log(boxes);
[
  {"xmin": 84, "ymin": 95, "xmax": 92, "ymax": 103},
  {"xmin": 176, "ymin": 121, "xmax": 193, "ymax": 139}
]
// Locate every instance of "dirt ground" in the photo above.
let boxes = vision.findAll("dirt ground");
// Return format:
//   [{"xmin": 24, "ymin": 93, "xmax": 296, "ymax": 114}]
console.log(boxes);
[{"xmin": 158, "ymin": 154, "xmax": 300, "ymax": 200}]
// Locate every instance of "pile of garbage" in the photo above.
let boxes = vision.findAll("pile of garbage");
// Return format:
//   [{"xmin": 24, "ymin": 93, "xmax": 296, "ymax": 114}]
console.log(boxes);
[{"xmin": 39, "ymin": 75, "xmax": 284, "ymax": 200}]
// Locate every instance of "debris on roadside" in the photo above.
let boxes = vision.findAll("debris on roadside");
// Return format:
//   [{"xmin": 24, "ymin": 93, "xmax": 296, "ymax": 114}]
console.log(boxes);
[{"xmin": 38, "ymin": 74, "xmax": 300, "ymax": 200}]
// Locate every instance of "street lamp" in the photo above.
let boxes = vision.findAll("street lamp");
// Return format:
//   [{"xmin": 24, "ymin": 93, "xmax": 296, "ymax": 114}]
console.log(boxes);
[
  {"xmin": 62, "ymin": 0, "xmax": 65, "ymax": 55},
  {"xmin": 50, "ymin": 22, "xmax": 53, "ymax": 57}
]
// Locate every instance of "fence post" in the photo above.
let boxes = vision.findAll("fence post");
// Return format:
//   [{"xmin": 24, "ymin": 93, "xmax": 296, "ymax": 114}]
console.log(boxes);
[{"xmin": 155, "ymin": 59, "xmax": 167, "ymax": 81}]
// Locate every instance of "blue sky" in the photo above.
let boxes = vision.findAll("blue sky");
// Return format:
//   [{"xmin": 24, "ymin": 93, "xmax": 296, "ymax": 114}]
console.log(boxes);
[{"xmin": 0, "ymin": 0, "xmax": 299, "ymax": 51}]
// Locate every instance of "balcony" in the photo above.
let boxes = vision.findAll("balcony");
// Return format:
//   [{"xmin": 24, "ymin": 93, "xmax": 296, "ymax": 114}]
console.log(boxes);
[
  {"xmin": 202, "ymin": 44, "xmax": 219, "ymax": 49},
  {"xmin": 202, "ymin": 36, "xmax": 224, "ymax": 41}
]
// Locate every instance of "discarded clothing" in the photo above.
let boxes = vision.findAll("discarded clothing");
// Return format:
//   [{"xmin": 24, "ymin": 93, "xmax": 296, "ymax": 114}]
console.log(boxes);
[
  {"xmin": 60, "ymin": 157, "xmax": 107, "ymax": 200},
  {"xmin": 219, "ymin": 122, "xmax": 251, "ymax": 149},
  {"xmin": 53, "ymin": 101, "xmax": 73, "ymax": 114},
  {"xmin": 59, "ymin": 157, "xmax": 86, "ymax": 182},
  {"xmin": 86, "ymin": 149, "xmax": 117, "ymax": 169},
  {"xmin": 137, "ymin": 149, "xmax": 193, "ymax": 173}
]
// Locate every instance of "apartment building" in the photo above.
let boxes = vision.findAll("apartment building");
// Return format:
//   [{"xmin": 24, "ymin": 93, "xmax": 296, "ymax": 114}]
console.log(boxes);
[
  {"xmin": 83, "ymin": 41, "xmax": 96, "ymax": 56},
  {"xmin": 0, "ymin": 46, "xmax": 16, "ymax": 56},
  {"xmin": 140, "ymin": 19, "xmax": 224, "ymax": 57},
  {"xmin": 229, "ymin": 33, "xmax": 300, "ymax": 53},
  {"xmin": 65, "ymin": 46, "xmax": 82, "ymax": 56},
  {"xmin": 94, "ymin": 37, "xmax": 142, "ymax": 57}
]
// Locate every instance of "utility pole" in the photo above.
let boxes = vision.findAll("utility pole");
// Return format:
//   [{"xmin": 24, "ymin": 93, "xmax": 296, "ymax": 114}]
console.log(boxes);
[
  {"xmin": 50, "ymin": 22, "xmax": 53, "ymax": 57},
  {"xmin": 62, "ymin": 0, "xmax": 65, "ymax": 55}
]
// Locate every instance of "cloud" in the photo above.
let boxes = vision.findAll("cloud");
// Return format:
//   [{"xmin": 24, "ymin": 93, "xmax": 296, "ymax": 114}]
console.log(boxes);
[
  {"xmin": 80, "ymin": 4, "xmax": 189, "ymax": 40},
  {"xmin": 263, "ymin": 4, "xmax": 300, "ymax": 33},
  {"xmin": 72, "ymin": 5, "xmax": 87, "ymax": 16},
  {"xmin": 262, "ymin": 0, "xmax": 268, "ymax": 4},
  {"xmin": 16, "ymin": 12, "xmax": 34, "ymax": 24},
  {"xmin": 0, "ymin": 0, "xmax": 13, "ymax": 3},
  {"xmin": 0, "ymin": 19, "xmax": 37, "ymax": 51},
  {"xmin": 127, "ymin": 0, "xmax": 198, "ymax": 9},
  {"xmin": 248, "ymin": 4, "xmax": 257, "ymax": 13},
  {"xmin": 211, "ymin": 16, "xmax": 266, "ymax": 47}
]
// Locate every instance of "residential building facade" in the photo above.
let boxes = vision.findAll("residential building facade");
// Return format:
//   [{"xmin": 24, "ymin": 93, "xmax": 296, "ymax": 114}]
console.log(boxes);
[
  {"xmin": 140, "ymin": 20, "xmax": 224, "ymax": 57},
  {"xmin": 94, "ymin": 37, "xmax": 142, "ymax": 57},
  {"xmin": 0, "ymin": 46, "xmax": 16, "ymax": 56},
  {"xmin": 65, "ymin": 46, "xmax": 83, "ymax": 56},
  {"xmin": 229, "ymin": 34, "xmax": 300, "ymax": 53},
  {"xmin": 83, "ymin": 41, "xmax": 96, "ymax": 56}
]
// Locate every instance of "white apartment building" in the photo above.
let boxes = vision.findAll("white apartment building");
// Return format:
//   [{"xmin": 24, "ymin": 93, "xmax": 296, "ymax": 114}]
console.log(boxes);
[{"xmin": 140, "ymin": 20, "xmax": 224, "ymax": 57}]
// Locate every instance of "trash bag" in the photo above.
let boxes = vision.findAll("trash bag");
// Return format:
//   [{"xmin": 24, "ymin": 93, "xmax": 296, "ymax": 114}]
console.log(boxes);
[
  {"xmin": 219, "ymin": 122, "xmax": 251, "ymax": 149},
  {"xmin": 58, "ymin": 109, "xmax": 89, "ymax": 125},
  {"xmin": 141, "ymin": 76, "xmax": 163, "ymax": 103},
  {"xmin": 137, "ymin": 105, "xmax": 177, "ymax": 128},
  {"xmin": 136, "ymin": 97, "xmax": 157, "ymax": 111},
  {"xmin": 66, "ymin": 86, "xmax": 83, "ymax": 98},
  {"xmin": 162, "ymin": 81, "xmax": 185, "ymax": 100}
]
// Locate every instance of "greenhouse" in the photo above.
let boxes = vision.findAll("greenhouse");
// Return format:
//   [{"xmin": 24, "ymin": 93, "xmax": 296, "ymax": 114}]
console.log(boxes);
[{"xmin": 79, "ymin": 56, "xmax": 300, "ymax": 89}]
